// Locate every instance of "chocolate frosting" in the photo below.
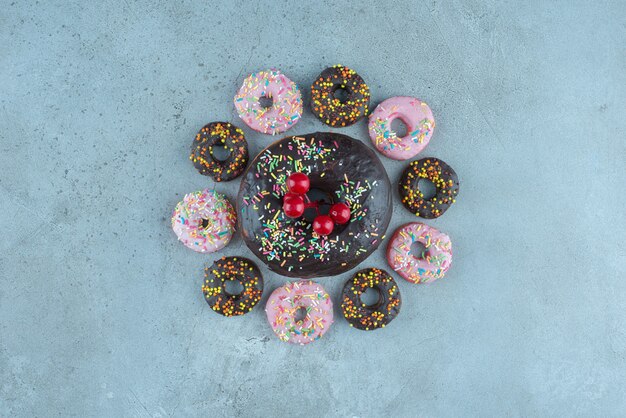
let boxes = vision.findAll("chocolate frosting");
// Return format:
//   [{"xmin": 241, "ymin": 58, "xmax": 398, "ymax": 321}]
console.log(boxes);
[
  {"xmin": 399, "ymin": 157, "xmax": 459, "ymax": 218},
  {"xmin": 341, "ymin": 267, "xmax": 402, "ymax": 330},
  {"xmin": 237, "ymin": 132, "xmax": 391, "ymax": 278}
]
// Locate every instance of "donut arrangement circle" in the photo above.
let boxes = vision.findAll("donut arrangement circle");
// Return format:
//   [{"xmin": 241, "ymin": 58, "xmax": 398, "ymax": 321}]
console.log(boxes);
[
  {"xmin": 202, "ymin": 256, "xmax": 264, "ymax": 317},
  {"xmin": 169, "ymin": 65, "xmax": 461, "ymax": 345},
  {"xmin": 190, "ymin": 122, "xmax": 249, "ymax": 182}
]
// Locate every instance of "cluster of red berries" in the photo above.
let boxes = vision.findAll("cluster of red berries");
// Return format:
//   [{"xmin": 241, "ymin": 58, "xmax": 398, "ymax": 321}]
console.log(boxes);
[{"xmin": 282, "ymin": 172, "xmax": 351, "ymax": 236}]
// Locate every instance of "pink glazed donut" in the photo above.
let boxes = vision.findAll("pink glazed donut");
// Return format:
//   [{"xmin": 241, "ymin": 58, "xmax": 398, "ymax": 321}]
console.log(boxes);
[
  {"xmin": 265, "ymin": 280, "xmax": 334, "ymax": 345},
  {"xmin": 368, "ymin": 96, "xmax": 435, "ymax": 160},
  {"xmin": 386, "ymin": 222, "xmax": 452, "ymax": 284},
  {"xmin": 234, "ymin": 69, "xmax": 303, "ymax": 135},
  {"xmin": 171, "ymin": 189, "xmax": 236, "ymax": 253}
]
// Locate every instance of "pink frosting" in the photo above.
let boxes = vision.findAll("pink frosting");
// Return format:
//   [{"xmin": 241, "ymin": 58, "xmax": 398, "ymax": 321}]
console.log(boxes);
[
  {"xmin": 386, "ymin": 222, "xmax": 452, "ymax": 284},
  {"xmin": 234, "ymin": 69, "xmax": 303, "ymax": 135},
  {"xmin": 265, "ymin": 280, "xmax": 334, "ymax": 345},
  {"xmin": 368, "ymin": 96, "xmax": 435, "ymax": 160},
  {"xmin": 171, "ymin": 189, "xmax": 236, "ymax": 253}
]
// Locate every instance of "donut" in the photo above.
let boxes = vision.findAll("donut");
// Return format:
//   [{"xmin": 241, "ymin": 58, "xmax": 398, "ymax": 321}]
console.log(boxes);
[
  {"xmin": 399, "ymin": 157, "xmax": 459, "ymax": 218},
  {"xmin": 202, "ymin": 256, "xmax": 263, "ymax": 317},
  {"xmin": 387, "ymin": 222, "xmax": 452, "ymax": 284},
  {"xmin": 310, "ymin": 65, "xmax": 370, "ymax": 127},
  {"xmin": 341, "ymin": 268, "xmax": 401, "ymax": 331},
  {"xmin": 234, "ymin": 69, "xmax": 303, "ymax": 135},
  {"xmin": 171, "ymin": 189, "xmax": 236, "ymax": 253},
  {"xmin": 237, "ymin": 132, "xmax": 392, "ymax": 278},
  {"xmin": 265, "ymin": 279, "xmax": 333, "ymax": 345},
  {"xmin": 189, "ymin": 122, "xmax": 249, "ymax": 182},
  {"xmin": 368, "ymin": 96, "xmax": 435, "ymax": 160}
]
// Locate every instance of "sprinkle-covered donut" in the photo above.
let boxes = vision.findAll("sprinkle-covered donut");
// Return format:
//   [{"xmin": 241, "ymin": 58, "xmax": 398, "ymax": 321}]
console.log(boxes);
[
  {"xmin": 202, "ymin": 256, "xmax": 264, "ymax": 317},
  {"xmin": 171, "ymin": 189, "xmax": 236, "ymax": 253},
  {"xmin": 399, "ymin": 157, "xmax": 459, "ymax": 218},
  {"xmin": 387, "ymin": 222, "xmax": 452, "ymax": 284},
  {"xmin": 189, "ymin": 122, "xmax": 249, "ymax": 182},
  {"xmin": 234, "ymin": 69, "xmax": 303, "ymax": 135},
  {"xmin": 237, "ymin": 132, "xmax": 392, "ymax": 278},
  {"xmin": 311, "ymin": 65, "xmax": 370, "ymax": 127},
  {"xmin": 265, "ymin": 280, "xmax": 334, "ymax": 345},
  {"xmin": 368, "ymin": 96, "xmax": 435, "ymax": 160},
  {"xmin": 341, "ymin": 268, "xmax": 401, "ymax": 331}
]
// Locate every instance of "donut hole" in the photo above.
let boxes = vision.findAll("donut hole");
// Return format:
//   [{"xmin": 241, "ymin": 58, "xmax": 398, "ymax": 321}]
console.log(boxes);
[
  {"xmin": 390, "ymin": 118, "xmax": 408, "ymax": 138},
  {"xmin": 294, "ymin": 306, "xmax": 308, "ymax": 322},
  {"xmin": 410, "ymin": 241, "xmax": 430, "ymax": 260},
  {"xmin": 210, "ymin": 143, "xmax": 231, "ymax": 162},
  {"xmin": 259, "ymin": 95, "xmax": 273, "ymax": 109},
  {"xmin": 417, "ymin": 178, "xmax": 437, "ymax": 200},
  {"xmin": 224, "ymin": 279, "xmax": 244, "ymax": 296},
  {"xmin": 200, "ymin": 218, "xmax": 211, "ymax": 229},
  {"xmin": 360, "ymin": 287, "xmax": 381, "ymax": 308},
  {"xmin": 332, "ymin": 86, "xmax": 350, "ymax": 104},
  {"xmin": 303, "ymin": 188, "xmax": 334, "ymax": 222}
]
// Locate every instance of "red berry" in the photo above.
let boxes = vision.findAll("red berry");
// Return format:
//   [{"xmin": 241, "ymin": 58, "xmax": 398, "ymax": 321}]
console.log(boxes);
[
  {"xmin": 287, "ymin": 172, "xmax": 310, "ymax": 194},
  {"xmin": 283, "ymin": 193, "xmax": 304, "ymax": 218},
  {"xmin": 313, "ymin": 215, "xmax": 334, "ymax": 236},
  {"xmin": 329, "ymin": 202, "xmax": 351, "ymax": 224}
]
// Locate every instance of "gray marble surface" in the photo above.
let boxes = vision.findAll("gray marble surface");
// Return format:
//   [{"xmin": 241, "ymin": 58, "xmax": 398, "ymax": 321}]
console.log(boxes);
[{"xmin": 1, "ymin": 0, "xmax": 625, "ymax": 416}]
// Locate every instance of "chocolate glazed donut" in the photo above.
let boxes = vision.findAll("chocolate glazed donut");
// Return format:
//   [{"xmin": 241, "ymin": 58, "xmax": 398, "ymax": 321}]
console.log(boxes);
[
  {"xmin": 341, "ymin": 267, "xmax": 402, "ymax": 330},
  {"xmin": 399, "ymin": 157, "xmax": 459, "ymax": 218},
  {"xmin": 202, "ymin": 256, "xmax": 263, "ymax": 317},
  {"xmin": 311, "ymin": 65, "xmax": 370, "ymax": 127},
  {"xmin": 237, "ymin": 132, "xmax": 392, "ymax": 278},
  {"xmin": 190, "ymin": 122, "xmax": 249, "ymax": 182}
]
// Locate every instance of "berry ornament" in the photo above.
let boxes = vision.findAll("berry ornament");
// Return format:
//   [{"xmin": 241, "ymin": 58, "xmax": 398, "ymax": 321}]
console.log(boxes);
[
  {"xmin": 283, "ymin": 193, "xmax": 305, "ymax": 218},
  {"xmin": 313, "ymin": 215, "xmax": 334, "ymax": 236},
  {"xmin": 280, "ymin": 172, "xmax": 351, "ymax": 236},
  {"xmin": 329, "ymin": 203, "xmax": 351, "ymax": 224},
  {"xmin": 287, "ymin": 172, "xmax": 310, "ymax": 194}
]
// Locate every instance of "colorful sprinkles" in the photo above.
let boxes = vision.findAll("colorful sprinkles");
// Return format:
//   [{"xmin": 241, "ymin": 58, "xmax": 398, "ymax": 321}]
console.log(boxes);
[
  {"xmin": 399, "ymin": 157, "xmax": 459, "ymax": 218},
  {"xmin": 234, "ymin": 69, "xmax": 303, "ymax": 135},
  {"xmin": 237, "ymin": 133, "xmax": 391, "ymax": 278},
  {"xmin": 190, "ymin": 122, "xmax": 249, "ymax": 182},
  {"xmin": 265, "ymin": 280, "xmax": 334, "ymax": 345},
  {"xmin": 386, "ymin": 222, "xmax": 453, "ymax": 284},
  {"xmin": 171, "ymin": 189, "xmax": 236, "ymax": 253},
  {"xmin": 311, "ymin": 65, "xmax": 370, "ymax": 127},
  {"xmin": 368, "ymin": 96, "xmax": 435, "ymax": 161},
  {"xmin": 341, "ymin": 268, "xmax": 402, "ymax": 331},
  {"xmin": 202, "ymin": 257, "xmax": 263, "ymax": 317}
]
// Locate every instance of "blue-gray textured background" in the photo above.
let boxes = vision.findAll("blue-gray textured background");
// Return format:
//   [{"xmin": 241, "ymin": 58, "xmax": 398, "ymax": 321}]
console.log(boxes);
[{"xmin": 1, "ymin": 0, "xmax": 625, "ymax": 417}]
